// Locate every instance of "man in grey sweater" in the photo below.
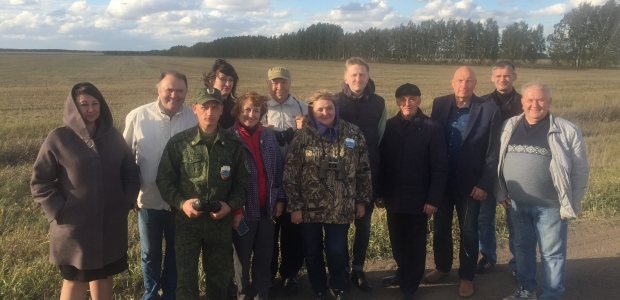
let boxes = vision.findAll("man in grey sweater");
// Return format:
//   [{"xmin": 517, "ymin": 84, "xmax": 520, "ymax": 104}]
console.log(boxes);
[{"xmin": 497, "ymin": 81, "xmax": 589, "ymax": 300}]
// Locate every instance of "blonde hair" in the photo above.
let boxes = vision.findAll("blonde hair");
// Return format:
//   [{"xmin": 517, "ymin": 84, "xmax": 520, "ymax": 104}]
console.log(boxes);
[{"xmin": 344, "ymin": 57, "xmax": 369, "ymax": 73}]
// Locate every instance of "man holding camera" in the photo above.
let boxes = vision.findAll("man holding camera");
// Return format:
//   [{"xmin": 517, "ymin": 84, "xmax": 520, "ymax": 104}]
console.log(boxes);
[
  {"xmin": 156, "ymin": 87, "xmax": 250, "ymax": 300},
  {"xmin": 262, "ymin": 67, "xmax": 308, "ymax": 296}
]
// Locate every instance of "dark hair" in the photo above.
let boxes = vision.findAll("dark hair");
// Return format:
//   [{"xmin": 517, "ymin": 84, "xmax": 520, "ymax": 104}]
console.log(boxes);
[
  {"xmin": 202, "ymin": 58, "xmax": 239, "ymax": 100},
  {"xmin": 158, "ymin": 70, "xmax": 188, "ymax": 89},
  {"xmin": 71, "ymin": 82, "xmax": 105, "ymax": 103},
  {"xmin": 231, "ymin": 92, "xmax": 269, "ymax": 120},
  {"xmin": 492, "ymin": 60, "xmax": 516, "ymax": 74}
]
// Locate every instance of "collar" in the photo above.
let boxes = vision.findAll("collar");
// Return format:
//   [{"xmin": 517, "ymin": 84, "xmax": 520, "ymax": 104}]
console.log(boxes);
[
  {"xmin": 156, "ymin": 99, "xmax": 185, "ymax": 116},
  {"xmin": 267, "ymin": 94, "xmax": 294, "ymax": 107},
  {"xmin": 190, "ymin": 125, "xmax": 226, "ymax": 147},
  {"xmin": 492, "ymin": 88, "xmax": 517, "ymax": 101},
  {"xmin": 451, "ymin": 98, "xmax": 473, "ymax": 109}
]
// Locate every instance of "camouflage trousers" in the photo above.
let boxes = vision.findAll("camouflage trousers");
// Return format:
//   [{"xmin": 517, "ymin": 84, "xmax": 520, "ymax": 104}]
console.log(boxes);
[{"xmin": 175, "ymin": 218, "xmax": 233, "ymax": 300}]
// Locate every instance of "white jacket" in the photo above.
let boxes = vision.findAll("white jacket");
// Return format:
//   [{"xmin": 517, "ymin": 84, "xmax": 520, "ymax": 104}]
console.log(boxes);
[{"xmin": 496, "ymin": 113, "xmax": 589, "ymax": 219}]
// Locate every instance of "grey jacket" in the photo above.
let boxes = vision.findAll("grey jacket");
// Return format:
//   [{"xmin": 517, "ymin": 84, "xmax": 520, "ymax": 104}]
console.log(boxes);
[{"xmin": 496, "ymin": 113, "xmax": 589, "ymax": 219}]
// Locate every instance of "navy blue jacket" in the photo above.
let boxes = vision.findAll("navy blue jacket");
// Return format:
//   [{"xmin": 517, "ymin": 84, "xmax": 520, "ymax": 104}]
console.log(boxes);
[
  {"xmin": 480, "ymin": 89, "xmax": 523, "ymax": 122},
  {"xmin": 337, "ymin": 79, "xmax": 385, "ymax": 184},
  {"xmin": 378, "ymin": 110, "xmax": 448, "ymax": 214},
  {"xmin": 430, "ymin": 94, "xmax": 502, "ymax": 197}
]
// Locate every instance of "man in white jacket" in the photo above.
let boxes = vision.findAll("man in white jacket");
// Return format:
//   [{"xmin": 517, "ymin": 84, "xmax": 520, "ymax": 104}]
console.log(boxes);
[
  {"xmin": 123, "ymin": 71, "xmax": 198, "ymax": 300},
  {"xmin": 496, "ymin": 81, "xmax": 589, "ymax": 300}
]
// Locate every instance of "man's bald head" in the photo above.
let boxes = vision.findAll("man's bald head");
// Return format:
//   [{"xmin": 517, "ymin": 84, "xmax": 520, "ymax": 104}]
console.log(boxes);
[{"xmin": 451, "ymin": 66, "xmax": 477, "ymax": 103}]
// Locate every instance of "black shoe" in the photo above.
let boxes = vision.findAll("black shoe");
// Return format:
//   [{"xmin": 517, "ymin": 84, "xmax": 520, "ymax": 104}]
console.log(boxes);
[
  {"xmin": 403, "ymin": 292, "xmax": 415, "ymax": 300},
  {"xmin": 330, "ymin": 288, "xmax": 349, "ymax": 300},
  {"xmin": 283, "ymin": 277, "xmax": 299, "ymax": 296},
  {"xmin": 381, "ymin": 275, "xmax": 400, "ymax": 287},
  {"xmin": 475, "ymin": 257, "xmax": 496, "ymax": 274},
  {"xmin": 351, "ymin": 271, "xmax": 373, "ymax": 292},
  {"xmin": 313, "ymin": 291, "xmax": 327, "ymax": 300},
  {"xmin": 227, "ymin": 278, "xmax": 237, "ymax": 298}
]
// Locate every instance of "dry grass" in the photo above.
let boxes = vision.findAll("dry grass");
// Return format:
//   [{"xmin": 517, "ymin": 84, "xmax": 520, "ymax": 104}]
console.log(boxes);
[{"xmin": 1, "ymin": 54, "xmax": 618, "ymax": 299}]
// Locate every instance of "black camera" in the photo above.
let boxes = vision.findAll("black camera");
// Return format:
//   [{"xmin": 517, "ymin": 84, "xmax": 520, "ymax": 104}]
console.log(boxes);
[
  {"xmin": 192, "ymin": 197, "xmax": 222, "ymax": 213},
  {"xmin": 275, "ymin": 127, "xmax": 295, "ymax": 146},
  {"xmin": 319, "ymin": 157, "xmax": 346, "ymax": 180}
]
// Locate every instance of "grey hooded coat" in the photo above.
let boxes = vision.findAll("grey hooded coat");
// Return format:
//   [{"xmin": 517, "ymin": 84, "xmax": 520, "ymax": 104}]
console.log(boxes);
[{"xmin": 30, "ymin": 83, "xmax": 140, "ymax": 270}]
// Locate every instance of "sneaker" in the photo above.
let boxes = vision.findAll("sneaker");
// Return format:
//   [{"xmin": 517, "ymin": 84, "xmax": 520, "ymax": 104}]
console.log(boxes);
[
  {"xmin": 330, "ymin": 288, "xmax": 349, "ymax": 300},
  {"xmin": 475, "ymin": 257, "xmax": 496, "ymax": 274},
  {"xmin": 283, "ymin": 277, "xmax": 299, "ymax": 296},
  {"xmin": 503, "ymin": 287, "xmax": 537, "ymax": 300},
  {"xmin": 313, "ymin": 291, "xmax": 327, "ymax": 300}
]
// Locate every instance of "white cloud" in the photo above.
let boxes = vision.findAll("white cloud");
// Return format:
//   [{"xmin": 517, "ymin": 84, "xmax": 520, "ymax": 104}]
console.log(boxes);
[
  {"xmin": 106, "ymin": 0, "xmax": 201, "ymax": 20},
  {"xmin": 67, "ymin": 1, "xmax": 88, "ymax": 15},
  {"xmin": 313, "ymin": 1, "xmax": 407, "ymax": 31},
  {"xmin": 529, "ymin": 3, "xmax": 570, "ymax": 17},
  {"xmin": 202, "ymin": 0, "xmax": 270, "ymax": 11},
  {"xmin": 412, "ymin": 0, "xmax": 523, "ymax": 25}
]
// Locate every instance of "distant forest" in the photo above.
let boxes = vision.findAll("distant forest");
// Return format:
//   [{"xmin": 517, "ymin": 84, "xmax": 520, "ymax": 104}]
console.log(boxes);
[{"xmin": 86, "ymin": 2, "xmax": 620, "ymax": 68}]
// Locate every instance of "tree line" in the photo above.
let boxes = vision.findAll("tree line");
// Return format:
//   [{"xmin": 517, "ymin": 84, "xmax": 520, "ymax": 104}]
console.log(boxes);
[{"xmin": 104, "ymin": 0, "xmax": 620, "ymax": 68}]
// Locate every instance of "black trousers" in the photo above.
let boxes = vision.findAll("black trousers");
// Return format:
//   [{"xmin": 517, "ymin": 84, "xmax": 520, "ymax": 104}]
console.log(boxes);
[
  {"xmin": 433, "ymin": 187, "xmax": 481, "ymax": 281},
  {"xmin": 387, "ymin": 212, "xmax": 428, "ymax": 295},
  {"xmin": 271, "ymin": 212, "xmax": 305, "ymax": 281}
]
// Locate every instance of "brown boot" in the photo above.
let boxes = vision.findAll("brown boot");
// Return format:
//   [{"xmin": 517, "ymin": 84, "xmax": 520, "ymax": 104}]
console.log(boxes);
[
  {"xmin": 458, "ymin": 280, "xmax": 474, "ymax": 297},
  {"xmin": 423, "ymin": 269, "xmax": 448, "ymax": 283}
]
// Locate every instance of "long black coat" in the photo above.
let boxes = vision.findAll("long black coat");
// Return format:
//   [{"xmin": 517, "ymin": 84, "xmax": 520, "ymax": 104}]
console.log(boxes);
[{"xmin": 378, "ymin": 111, "xmax": 448, "ymax": 214}]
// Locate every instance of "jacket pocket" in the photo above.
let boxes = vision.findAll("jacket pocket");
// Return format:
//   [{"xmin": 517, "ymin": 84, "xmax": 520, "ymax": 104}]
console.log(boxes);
[{"xmin": 182, "ymin": 154, "xmax": 204, "ymax": 177}]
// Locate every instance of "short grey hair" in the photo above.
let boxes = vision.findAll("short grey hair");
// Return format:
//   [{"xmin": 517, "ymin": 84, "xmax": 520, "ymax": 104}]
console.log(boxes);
[
  {"xmin": 521, "ymin": 80, "xmax": 552, "ymax": 98},
  {"xmin": 491, "ymin": 60, "xmax": 516, "ymax": 75},
  {"xmin": 156, "ymin": 70, "xmax": 188, "ymax": 89}
]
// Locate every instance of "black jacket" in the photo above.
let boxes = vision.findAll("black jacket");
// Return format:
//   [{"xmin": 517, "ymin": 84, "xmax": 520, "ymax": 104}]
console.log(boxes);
[
  {"xmin": 378, "ymin": 110, "xmax": 448, "ymax": 214},
  {"xmin": 430, "ymin": 94, "xmax": 502, "ymax": 197},
  {"xmin": 480, "ymin": 89, "xmax": 523, "ymax": 122},
  {"xmin": 336, "ymin": 79, "xmax": 385, "ymax": 183}
]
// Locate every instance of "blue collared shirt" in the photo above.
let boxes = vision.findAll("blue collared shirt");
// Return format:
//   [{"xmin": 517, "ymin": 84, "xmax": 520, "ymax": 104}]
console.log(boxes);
[{"xmin": 446, "ymin": 100, "xmax": 472, "ymax": 180}]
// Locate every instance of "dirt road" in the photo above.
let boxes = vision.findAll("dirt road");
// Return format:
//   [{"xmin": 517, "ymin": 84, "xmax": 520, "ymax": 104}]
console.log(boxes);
[{"xmin": 271, "ymin": 217, "xmax": 620, "ymax": 299}]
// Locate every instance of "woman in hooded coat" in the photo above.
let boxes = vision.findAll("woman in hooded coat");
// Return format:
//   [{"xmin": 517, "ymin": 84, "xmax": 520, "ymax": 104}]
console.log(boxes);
[{"xmin": 30, "ymin": 82, "xmax": 140, "ymax": 299}]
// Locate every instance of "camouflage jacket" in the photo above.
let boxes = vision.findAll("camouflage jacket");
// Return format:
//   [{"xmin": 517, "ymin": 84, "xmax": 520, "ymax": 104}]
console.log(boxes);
[
  {"xmin": 283, "ymin": 119, "xmax": 372, "ymax": 224},
  {"xmin": 156, "ymin": 125, "xmax": 250, "ymax": 225}
]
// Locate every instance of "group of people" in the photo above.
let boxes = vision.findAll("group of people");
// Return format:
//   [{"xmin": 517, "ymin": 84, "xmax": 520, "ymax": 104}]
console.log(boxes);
[{"xmin": 30, "ymin": 57, "xmax": 588, "ymax": 300}]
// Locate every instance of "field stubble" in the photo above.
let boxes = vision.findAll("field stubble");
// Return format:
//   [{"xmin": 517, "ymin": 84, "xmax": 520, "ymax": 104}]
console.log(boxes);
[{"xmin": 0, "ymin": 54, "xmax": 618, "ymax": 299}]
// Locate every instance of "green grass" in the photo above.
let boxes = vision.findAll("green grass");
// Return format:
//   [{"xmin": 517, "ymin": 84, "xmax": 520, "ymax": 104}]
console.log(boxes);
[{"xmin": 1, "ymin": 54, "xmax": 619, "ymax": 298}]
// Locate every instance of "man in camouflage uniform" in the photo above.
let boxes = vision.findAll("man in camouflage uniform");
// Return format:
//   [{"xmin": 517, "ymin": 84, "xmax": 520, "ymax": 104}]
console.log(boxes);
[{"xmin": 156, "ymin": 87, "xmax": 250, "ymax": 300}]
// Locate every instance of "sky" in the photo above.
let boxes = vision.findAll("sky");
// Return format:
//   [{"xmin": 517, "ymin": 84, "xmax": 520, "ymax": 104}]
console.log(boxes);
[{"xmin": 0, "ymin": 0, "xmax": 610, "ymax": 51}]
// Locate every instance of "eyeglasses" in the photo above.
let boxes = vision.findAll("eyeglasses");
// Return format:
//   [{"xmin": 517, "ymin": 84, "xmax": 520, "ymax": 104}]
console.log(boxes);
[{"xmin": 217, "ymin": 77, "xmax": 235, "ymax": 84}]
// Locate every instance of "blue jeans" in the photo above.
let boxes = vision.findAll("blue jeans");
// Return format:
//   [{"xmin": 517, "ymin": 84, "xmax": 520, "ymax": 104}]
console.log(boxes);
[
  {"xmin": 301, "ymin": 223, "xmax": 350, "ymax": 293},
  {"xmin": 511, "ymin": 202, "xmax": 567, "ymax": 300},
  {"xmin": 478, "ymin": 195, "xmax": 517, "ymax": 271},
  {"xmin": 138, "ymin": 208, "xmax": 177, "ymax": 300},
  {"xmin": 433, "ymin": 188, "xmax": 480, "ymax": 281}
]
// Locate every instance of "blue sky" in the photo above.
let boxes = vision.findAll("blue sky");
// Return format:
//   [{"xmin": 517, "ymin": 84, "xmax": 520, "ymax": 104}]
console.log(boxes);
[{"xmin": 0, "ymin": 0, "xmax": 609, "ymax": 51}]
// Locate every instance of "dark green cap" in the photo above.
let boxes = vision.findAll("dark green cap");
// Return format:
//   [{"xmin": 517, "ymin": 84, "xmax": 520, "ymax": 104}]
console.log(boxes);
[{"xmin": 195, "ymin": 87, "xmax": 223, "ymax": 105}]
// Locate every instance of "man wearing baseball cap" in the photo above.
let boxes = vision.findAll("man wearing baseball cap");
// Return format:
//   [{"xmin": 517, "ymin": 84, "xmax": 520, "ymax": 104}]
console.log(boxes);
[
  {"xmin": 156, "ymin": 86, "xmax": 251, "ymax": 300},
  {"xmin": 375, "ymin": 83, "xmax": 448, "ymax": 300},
  {"xmin": 262, "ymin": 67, "xmax": 308, "ymax": 296}
]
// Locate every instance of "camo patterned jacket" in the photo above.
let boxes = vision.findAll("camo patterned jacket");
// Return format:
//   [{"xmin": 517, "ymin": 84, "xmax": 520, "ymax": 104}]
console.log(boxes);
[
  {"xmin": 156, "ymin": 125, "xmax": 250, "ymax": 224},
  {"xmin": 283, "ymin": 119, "xmax": 372, "ymax": 224}
]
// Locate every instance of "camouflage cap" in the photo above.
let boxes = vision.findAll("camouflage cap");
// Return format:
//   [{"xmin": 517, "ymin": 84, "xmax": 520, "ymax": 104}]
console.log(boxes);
[
  {"xmin": 195, "ymin": 87, "xmax": 223, "ymax": 105},
  {"xmin": 268, "ymin": 67, "xmax": 291, "ymax": 81}
]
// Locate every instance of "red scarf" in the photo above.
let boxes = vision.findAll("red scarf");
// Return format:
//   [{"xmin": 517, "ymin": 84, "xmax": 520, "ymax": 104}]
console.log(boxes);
[{"xmin": 236, "ymin": 122, "xmax": 268, "ymax": 207}]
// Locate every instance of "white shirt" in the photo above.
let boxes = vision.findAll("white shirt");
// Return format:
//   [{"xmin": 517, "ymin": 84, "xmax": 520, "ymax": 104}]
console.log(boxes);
[{"xmin": 123, "ymin": 101, "xmax": 198, "ymax": 210}]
